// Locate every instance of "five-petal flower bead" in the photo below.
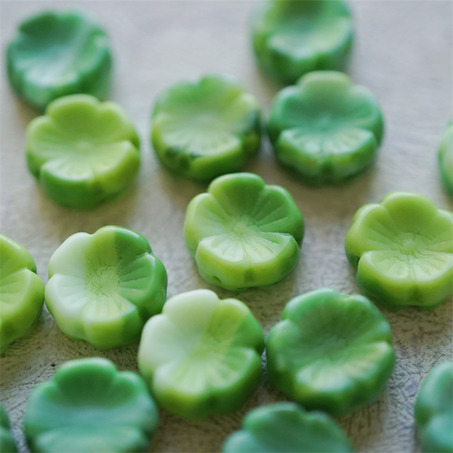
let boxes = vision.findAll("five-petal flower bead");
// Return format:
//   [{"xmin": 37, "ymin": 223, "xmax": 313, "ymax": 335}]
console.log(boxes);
[
  {"xmin": 184, "ymin": 172, "xmax": 304, "ymax": 290},
  {"xmin": 266, "ymin": 288, "xmax": 395, "ymax": 416},
  {"xmin": 268, "ymin": 71, "xmax": 384, "ymax": 184},
  {"xmin": 45, "ymin": 225, "xmax": 167, "ymax": 349},
  {"xmin": 0, "ymin": 234, "xmax": 44, "ymax": 354},
  {"xmin": 138, "ymin": 289, "xmax": 264, "ymax": 419},
  {"xmin": 24, "ymin": 358, "xmax": 159, "ymax": 453},
  {"xmin": 7, "ymin": 10, "xmax": 112, "ymax": 111},
  {"xmin": 26, "ymin": 94, "xmax": 140, "ymax": 209},
  {"xmin": 151, "ymin": 74, "xmax": 261, "ymax": 180},
  {"xmin": 252, "ymin": 0, "xmax": 354, "ymax": 85},
  {"xmin": 345, "ymin": 192, "xmax": 453, "ymax": 309}
]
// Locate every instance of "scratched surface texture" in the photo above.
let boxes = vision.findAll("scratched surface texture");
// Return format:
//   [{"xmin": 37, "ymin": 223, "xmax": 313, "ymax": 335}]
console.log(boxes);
[{"xmin": 1, "ymin": 1, "xmax": 452, "ymax": 452}]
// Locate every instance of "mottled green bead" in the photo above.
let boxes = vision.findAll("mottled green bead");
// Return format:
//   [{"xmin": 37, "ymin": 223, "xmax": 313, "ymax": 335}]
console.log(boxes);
[
  {"xmin": 438, "ymin": 121, "xmax": 453, "ymax": 195},
  {"xmin": 0, "ymin": 406, "xmax": 17, "ymax": 453},
  {"xmin": 24, "ymin": 358, "xmax": 159, "ymax": 453},
  {"xmin": 266, "ymin": 288, "xmax": 395, "ymax": 416},
  {"xmin": 7, "ymin": 10, "xmax": 112, "ymax": 111}
]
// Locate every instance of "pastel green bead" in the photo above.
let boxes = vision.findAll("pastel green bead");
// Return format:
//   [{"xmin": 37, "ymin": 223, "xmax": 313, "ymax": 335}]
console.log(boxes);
[
  {"xmin": 138, "ymin": 289, "xmax": 264, "ymax": 419},
  {"xmin": 438, "ymin": 121, "xmax": 453, "ymax": 195},
  {"xmin": 45, "ymin": 225, "xmax": 167, "ymax": 349},
  {"xmin": 0, "ymin": 234, "xmax": 44, "ymax": 354},
  {"xmin": 266, "ymin": 288, "xmax": 395, "ymax": 416},
  {"xmin": 0, "ymin": 406, "xmax": 17, "ymax": 453},
  {"xmin": 151, "ymin": 74, "xmax": 261, "ymax": 180},
  {"xmin": 7, "ymin": 10, "xmax": 112, "ymax": 111},
  {"xmin": 222, "ymin": 402, "xmax": 353, "ymax": 453},
  {"xmin": 268, "ymin": 71, "xmax": 384, "ymax": 184},
  {"xmin": 252, "ymin": 0, "xmax": 354, "ymax": 85},
  {"xmin": 345, "ymin": 192, "xmax": 453, "ymax": 309},
  {"xmin": 415, "ymin": 362, "xmax": 453, "ymax": 453},
  {"xmin": 26, "ymin": 95, "xmax": 140, "ymax": 209},
  {"xmin": 24, "ymin": 358, "xmax": 159, "ymax": 453},
  {"xmin": 184, "ymin": 172, "xmax": 304, "ymax": 290}
]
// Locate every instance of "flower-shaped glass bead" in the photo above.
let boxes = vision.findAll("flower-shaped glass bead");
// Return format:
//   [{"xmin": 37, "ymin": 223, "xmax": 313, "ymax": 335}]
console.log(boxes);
[
  {"xmin": 26, "ymin": 95, "xmax": 140, "ymax": 209},
  {"xmin": 252, "ymin": 0, "xmax": 354, "ymax": 85},
  {"xmin": 138, "ymin": 289, "xmax": 264, "ymax": 419},
  {"xmin": 45, "ymin": 225, "xmax": 167, "ymax": 349},
  {"xmin": 222, "ymin": 402, "xmax": 353, "ymax": 453},
  {"xmin": 7, "ymin": 10, "xmax": 112, "ymax": 111},
  {"xmin": 184, "ymin": 173, "xmax": 304, "ymax": 290},
  {"xmin": 24, "ymin": 358, "xmax": 159, "ymax": 453},
  {"xmin": 0, "ymin": 234, "xmax": 44, "ymax": 354},
  {"xmin": 415, "ymin": 362, "xmax": 453, "ymax": 453},
  {"xmin": 438, "ymin": 120, "xmax": 453, "ymax": 195},
  {"xmin": 345, "ymin": 192, "xmax": 453, "ymax": 309},
  {"xmin": 268, "ymin": 71, "xmax": 384, "ymax": 184},
  {"xmin": 0, "ymin": 406, "xmax": 17, "ymax": 453},
  {"xmin": 151, "ymin": 74, "xmax": 261, "ymax": 180},
  {"xmin": 266, "ymin": 288, "xmax": 395, "ymax": 416}
]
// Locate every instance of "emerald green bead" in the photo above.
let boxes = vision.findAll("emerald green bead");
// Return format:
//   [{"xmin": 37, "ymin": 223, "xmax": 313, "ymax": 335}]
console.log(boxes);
[
  {"xmin": 345, "ymin": 192, "xmax": 453, "ymax": 309},
  {"xmin": 151, "ymin": 74, "xmax": 261, "ymax": 180},
  {"xmin": 0, "ymin": 406, "xmax": 17, "ymax": 453},
  {"xmin": 24, "ymin": 358, "xmax": 159, "ymax": 453},
  {"xmin": 438, "ymin": 121, "xmax": 453, "ymax": 195},
  {"xmin": 7, "ymin": 10, "xmax": 112, "ymax": 111},
  {"xmin": 0, "ymin": 234, "xmax": 44, "ymax": 354},
  {"xmin": 26, "ymin": 95, "xmax": 140, "ymax": 210},
  {"xmin": 415, "ymin": 362, "xmax": 453, "ymax": 453},
  {"xmin": 266, "ymin": 288, "xmax": 395, "ymax": 416},
  {"xmin": 184, "ymin": 172, "xmax": 304, "ymax": 290},
  {"xmin": 222, "ymin": 402, "xmax": 353, "ymax": 453},
  {"xmin": 138, "ymin": 289, "xmax": 264, "ymax": 419},
  {"xmin": 252, "ymin": 0, "xmax": 354, "ymax": 85},
  {"xmin": 45, "ymin": 225, "xmax": 167, "ymax": 349},
  {"xmin": 268, "ymin": 71, "xmax": 384, "ymax": 184}
]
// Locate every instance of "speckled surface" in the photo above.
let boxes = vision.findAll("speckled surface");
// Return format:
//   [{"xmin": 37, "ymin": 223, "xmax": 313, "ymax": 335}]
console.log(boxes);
[{"xmin": 1, "ymin": 1, "xmax": 452, "ymax": 452}]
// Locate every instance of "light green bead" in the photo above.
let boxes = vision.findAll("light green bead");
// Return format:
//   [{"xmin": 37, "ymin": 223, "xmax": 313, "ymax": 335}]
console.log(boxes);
[
  {"xmin": 7, "ymin": 10, "xmax": 112, "ymax": 111},
  {"xmin": 345, "ymin": 192, "xmax": 453, "ymax": 309},
  {"xmin": 415, "ymin": 362, "xmax": 453, "ymax": 453},
  {"xmin": 151, "ymin": 74, "xmax": 261, "ymax": 180},
  {"xmin": 266, "ymin": 288, "xmax": 395, "ymax": 416},
  {"xmin": 438, "ymin": 121, "xmax": 453, "ymax": 195},
  {"xmin": 24, "ymin": 358, "xmax": 159, "ymax": 453},
  {"xmin": 0, "ymin": 234, "xmax": 44, "ymax": 354},
  {"xmin": 222, "ymin": 402, "xmax": 353, "ymax": 453},
  {"xmin": 268, "ymin": 71, "xmax": 384, "ymax": 184},
  {"xmin": 252, "ymin": 0, "xmax": 354, "ymax": 85},
  {"xmin": 26, "ymin": 95, "xmax": 140, "ymax": 210},
  {"xmin": 138, "ymin": 289, "xmax": 264, "ymax": 419},
  {"xmin": 184, "ymin": 172, "xmax": 304, "ymax": 290},
  {"xmin": 45, "ymin": 225, "xmax": 167, "ymax": 349}
]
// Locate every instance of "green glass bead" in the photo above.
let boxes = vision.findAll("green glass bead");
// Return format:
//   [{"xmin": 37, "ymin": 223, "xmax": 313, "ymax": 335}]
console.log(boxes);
[
  {"xmin": 7, "ymin": 10, "xmax": 112, "ymax": 111},
  {"xmin": 26, "ymin": 95, "xmax": 140, "ymax": 209},
  {"xmin": 222, "ymin": 402, "xmax": 353, "ymax": 453},
  {"xmin": 138, "ymin": 289, "xmax": 264, "ymax": 419},
  {"xmin": 345, "ymin": 192, "xmax": 453, "ymax": 309},
  {"xmin": 415, "ymin": 362, "xmax": 453, "ymax": 453},
  {"xmin": 184, "ymin": 172, "xmax": 304, "ymax": 290},
  {"xmin": 252, "ymin": 0, "xmax": 354, "ymax": 85},
  {"xmin": 0, "ymin": 234, "xmax": 44, "ymax": 354},
  {"xmin": 268, "ymin": 71, "xmax": 384, "ymax": 184},
  {"xmin": 151, "ymin": 74, "xmax": 261, "ymax": 180},
  {"xmin": 0, "ymin": 406, "xmax": 17, "ymax": 453},
  {"xmin": 45, "ymin": 225, "xmax": 167, "ymax": 349},
  {"xmin": 24, "ymin": 358, "xmax": 159, "ymax": 453},
  {"xmin": 438, "ymin": 121, "xmax": 453, "ymax": 196},
  {"xmin": 266, "ymin": 288, "xmax": 395, "ymax": 416}
]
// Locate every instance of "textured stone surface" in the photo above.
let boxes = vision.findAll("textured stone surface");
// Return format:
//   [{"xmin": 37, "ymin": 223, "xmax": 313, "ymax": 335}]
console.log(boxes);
[{"xmin": 1, "ymin": 1, "xmax": 452, "ymax": 452}]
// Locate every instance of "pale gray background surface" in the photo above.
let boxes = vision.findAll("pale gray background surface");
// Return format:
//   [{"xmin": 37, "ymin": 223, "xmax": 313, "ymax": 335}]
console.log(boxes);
[{"xmin": 1, "ymin": 1, "xmax": 452, "ymax": 452}]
